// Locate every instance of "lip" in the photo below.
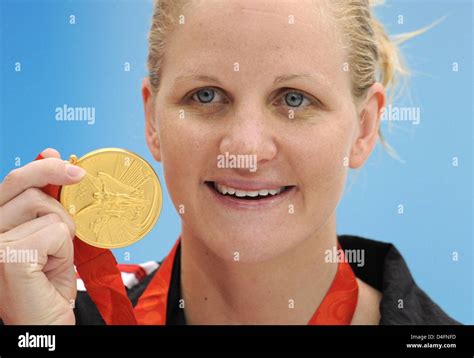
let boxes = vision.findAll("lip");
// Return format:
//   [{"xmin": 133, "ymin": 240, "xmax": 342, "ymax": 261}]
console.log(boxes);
[
  {"xmin": 204, "ymin": 180, "xmax": 296, "ymax": 210},
  {"xmin": 209, "ymin": 178, "xmax": 290, "ymax": 191}
]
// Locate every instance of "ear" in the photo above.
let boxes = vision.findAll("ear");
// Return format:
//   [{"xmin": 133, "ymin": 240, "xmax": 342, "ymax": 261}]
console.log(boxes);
[
  {"xmin": 349, "ymin": 82, "xmax": 386, "ymax": 169},
  {"xmin": 142, "ymin": 77, "xmax": 161, "ymax": 162}
]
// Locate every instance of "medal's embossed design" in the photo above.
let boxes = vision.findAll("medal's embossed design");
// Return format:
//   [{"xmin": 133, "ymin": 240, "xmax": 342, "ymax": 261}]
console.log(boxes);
[{"xmin": 60, "ymin": 148, "xmax": 162, "ymax": 248}]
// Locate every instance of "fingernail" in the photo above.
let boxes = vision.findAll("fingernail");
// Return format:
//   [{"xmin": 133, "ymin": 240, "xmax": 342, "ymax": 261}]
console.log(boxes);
[{"xmin": 66, "ymin": 164, "xmax": 86, "ymax": 178}]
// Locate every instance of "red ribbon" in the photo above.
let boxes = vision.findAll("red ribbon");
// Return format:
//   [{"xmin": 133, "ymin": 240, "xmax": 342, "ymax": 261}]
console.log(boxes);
[
  {"xmin": 134, "ymin": 238, "xmax": 359, "ymax": 325},
  {"xmin": 308, "ymin": 244, "xmax": 359, "ymax": 325}
]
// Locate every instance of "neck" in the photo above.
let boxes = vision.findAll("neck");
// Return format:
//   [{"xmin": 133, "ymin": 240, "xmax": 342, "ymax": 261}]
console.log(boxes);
[{"xmin": 180, "ymin": 214, "xmax": 339, "ymax": 324}]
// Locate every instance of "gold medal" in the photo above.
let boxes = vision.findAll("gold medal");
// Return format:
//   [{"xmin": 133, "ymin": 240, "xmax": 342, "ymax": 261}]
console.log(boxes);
[{"xmin": 59, "ymin": 148, "xmax": 162, "ymax": 249}]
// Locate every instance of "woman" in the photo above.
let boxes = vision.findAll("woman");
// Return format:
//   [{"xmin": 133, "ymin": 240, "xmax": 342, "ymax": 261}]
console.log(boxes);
[{"xmin": 0, "ymin": 0, "xmax": 458, "ymax": 325}]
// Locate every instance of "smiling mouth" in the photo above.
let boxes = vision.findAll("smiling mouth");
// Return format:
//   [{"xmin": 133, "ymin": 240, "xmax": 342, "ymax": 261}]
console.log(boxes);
[{"xmin": 205, "ymin": 181, "xmax": 295, "ymax": 200}]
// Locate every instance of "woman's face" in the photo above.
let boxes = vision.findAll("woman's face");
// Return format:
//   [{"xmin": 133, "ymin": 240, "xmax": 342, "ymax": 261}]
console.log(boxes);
[{"xmin": 144, "ymin": 0, "xmax": 381, "ymax": 263}]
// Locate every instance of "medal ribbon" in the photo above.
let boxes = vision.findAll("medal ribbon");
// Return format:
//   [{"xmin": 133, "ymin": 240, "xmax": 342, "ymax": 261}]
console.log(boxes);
[
  {"xmin": 36, "ymin": 153, "xmax": 358, "ymax": 325},
  {"xmin": 134, "ymin": 238, "xmax": 358, "ymax": 325}
]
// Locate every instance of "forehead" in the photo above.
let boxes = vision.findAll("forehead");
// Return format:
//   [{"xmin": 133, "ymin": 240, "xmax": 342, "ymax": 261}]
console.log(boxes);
[{"xmin": 160, "ymin": 0, "xmax": 346, "ymax": 89}]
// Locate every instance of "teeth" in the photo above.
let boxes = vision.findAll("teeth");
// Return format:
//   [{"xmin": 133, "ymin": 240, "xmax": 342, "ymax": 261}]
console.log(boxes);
[
  {"xmin": 269, "ymin": 188, "xmax": 281, "ymax": 195},
  {"xmin": 214, "ymin": 183, "xmax": 285, "ymax": 198},
  {"xmin": 235, "ymin": 190, "xmax": 246, "ymax": 197}
]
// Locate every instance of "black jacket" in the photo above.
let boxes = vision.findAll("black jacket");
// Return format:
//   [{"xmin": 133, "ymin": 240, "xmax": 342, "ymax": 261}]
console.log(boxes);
[{"xmin": 73, "ymin": 235, "xmax": 460, "ymax": 325}]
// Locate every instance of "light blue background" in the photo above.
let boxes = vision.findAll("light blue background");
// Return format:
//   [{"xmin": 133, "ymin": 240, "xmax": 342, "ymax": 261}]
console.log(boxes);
[{"xmin": 1, "ymin": 0, "xmax": 472, "ymax": 324}]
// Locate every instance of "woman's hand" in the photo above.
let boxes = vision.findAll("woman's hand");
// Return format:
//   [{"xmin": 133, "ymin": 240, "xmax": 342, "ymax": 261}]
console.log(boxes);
[{"xmin": 0, "ymin": 148, "xmax": 85, "ymax": 325}]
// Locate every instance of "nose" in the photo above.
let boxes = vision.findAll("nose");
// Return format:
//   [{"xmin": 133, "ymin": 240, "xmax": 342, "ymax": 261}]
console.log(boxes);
[{"xmin": 218, "ymin": 104, "xmax": 278, "ymax": 168}]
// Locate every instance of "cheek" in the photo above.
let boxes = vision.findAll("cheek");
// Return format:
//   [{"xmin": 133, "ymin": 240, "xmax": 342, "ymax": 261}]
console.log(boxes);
[
  {"xmin": 288, "ymin": 115, "xmax": 354, "ymax": 210},
  {"xmin": 157, "ymin": 110, "xmax": 216, "ymax": 209}
]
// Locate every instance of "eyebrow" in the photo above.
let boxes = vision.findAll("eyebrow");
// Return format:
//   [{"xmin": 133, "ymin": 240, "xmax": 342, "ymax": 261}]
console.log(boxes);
[
  {"xmin": 173, "ymin": 73, "xmax": 330, "ymax": 88},
  {"xmin": 273, "ymin": 73, "xmax": 331, "ymax": 88},
  {"xmin": 173, "ymin": 74, "xmax": 223, "ymax": 86}
]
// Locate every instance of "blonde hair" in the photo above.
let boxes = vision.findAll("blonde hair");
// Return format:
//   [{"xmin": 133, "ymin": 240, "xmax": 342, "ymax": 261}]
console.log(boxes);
[{"xmin": 146, "ymin": 0, "xmax": 435, "ymax": 158}]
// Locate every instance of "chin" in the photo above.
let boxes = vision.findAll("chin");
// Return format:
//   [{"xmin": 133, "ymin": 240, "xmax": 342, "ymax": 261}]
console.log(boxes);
[{"xmin": 193, "ymin": 222, "xmax": 308, "ymax": 264}]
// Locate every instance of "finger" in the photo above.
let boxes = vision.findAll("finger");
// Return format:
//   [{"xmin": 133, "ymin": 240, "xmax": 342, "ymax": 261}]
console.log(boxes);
[
  {"xmin": 0, "ymin": 213, "xmax": 63, "ymax": 243},
  {"xmin": 0, "ymin": 221, "xmax": 73, "ymax": 277},
  {"xmin": 0, "ymin": 188, "xmax": 76, "ymax": 236},
  {"xmin": 31, "ymin": 221, "xmax": 74, "ymax": 262},
  {"xmin": 3, "ymin": 221, "xmax": 73, "ymax": 267},
  {"xmin": 0, "ymin": 157, "xmax": 86, "ymax": 207},
  {"xmin": 40, "ymin": 147, "xmax": 61, "ymax": 159},
  {"xmin": 0, "ymin": 221, "xmax": 76, "ymax": 325}
]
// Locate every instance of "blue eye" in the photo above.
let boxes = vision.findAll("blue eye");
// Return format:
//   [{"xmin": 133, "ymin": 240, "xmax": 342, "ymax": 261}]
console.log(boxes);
[
  {"xmin": 283, "ymin": 91, "xmax": 311, "ymax": 108},
  {"xmin": 188, "ymin": 87, "xmax": 316, "ymax": 111},
  {"xmin": 191, "ymin": 88, "xmax": 223, "ymax": 104}
]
